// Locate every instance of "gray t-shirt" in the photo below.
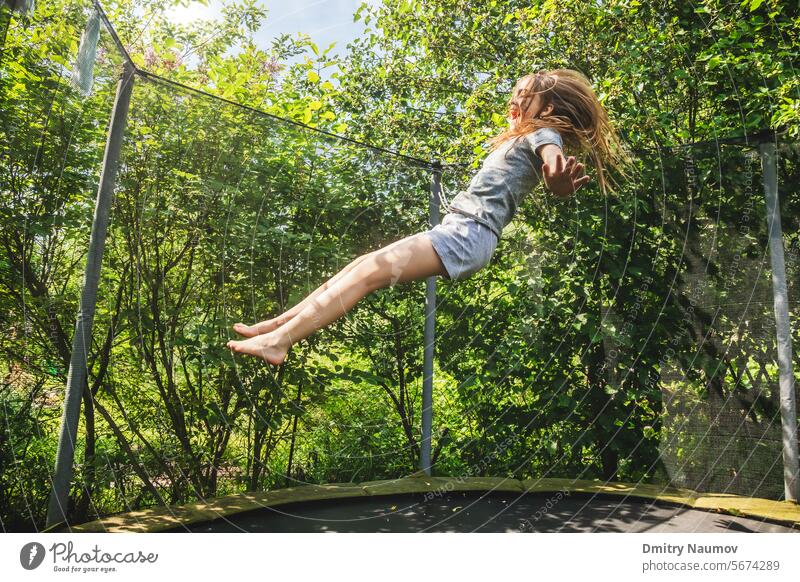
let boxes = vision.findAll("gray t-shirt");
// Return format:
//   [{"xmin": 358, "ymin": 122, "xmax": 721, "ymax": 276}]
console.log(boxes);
[{"xmin": 446, "ymin": 127, "xmax": 564, "ymax": 239}]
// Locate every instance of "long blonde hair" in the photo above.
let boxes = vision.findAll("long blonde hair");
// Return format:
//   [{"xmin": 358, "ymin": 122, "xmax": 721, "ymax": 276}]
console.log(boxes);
[{"xmin": 488, "ymin": 69, "xmax": 633, "ymax": 196}]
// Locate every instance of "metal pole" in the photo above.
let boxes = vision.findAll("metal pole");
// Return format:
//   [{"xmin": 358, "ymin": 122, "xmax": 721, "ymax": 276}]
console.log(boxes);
[
  {"xmin": 46, "ymin": 62, "xmax": 136, "ymax": 528},
  {"xmin": 420, "ymin": 162, "xmax": 441, "ymax": 475},
  {"xmin": 759, "ymin": 141, "xmax": 799, "ymax": 503}
]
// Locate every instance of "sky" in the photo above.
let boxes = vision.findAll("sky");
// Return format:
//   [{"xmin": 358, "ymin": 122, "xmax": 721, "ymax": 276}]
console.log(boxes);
[{"xmin": 165, "ymin": 0, "xmax": 376, "ymax": 77}]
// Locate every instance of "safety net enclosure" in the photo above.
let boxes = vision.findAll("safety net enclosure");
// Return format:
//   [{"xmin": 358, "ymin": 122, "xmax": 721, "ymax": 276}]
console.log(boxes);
[{"xmin": 1, "ymin": 0, "xmax": 798, "ymax": 534}]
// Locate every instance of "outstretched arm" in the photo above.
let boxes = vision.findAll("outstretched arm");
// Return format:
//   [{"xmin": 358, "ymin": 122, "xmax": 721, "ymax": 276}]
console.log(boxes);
[{"xmin": 537, "ymin": 144, "xmax": 590, "ymax": 198}]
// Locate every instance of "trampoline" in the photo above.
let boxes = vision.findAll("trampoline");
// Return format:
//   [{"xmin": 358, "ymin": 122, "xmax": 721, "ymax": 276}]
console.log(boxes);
[{"xmin": 52, "ymin": 477, "xmax": 800, "ymax": 533}]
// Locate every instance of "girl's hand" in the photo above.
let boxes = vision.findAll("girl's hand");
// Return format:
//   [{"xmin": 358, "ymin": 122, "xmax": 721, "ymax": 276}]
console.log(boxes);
[{"xmin": 541, "ymin": 151, "xmax": 590, "ymax": 198}]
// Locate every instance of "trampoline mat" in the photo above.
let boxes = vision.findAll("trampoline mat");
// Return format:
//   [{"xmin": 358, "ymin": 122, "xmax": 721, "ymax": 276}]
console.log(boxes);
[{"xmin": 164, "ymin": 491, "xmax": 798, "ymax": 533}]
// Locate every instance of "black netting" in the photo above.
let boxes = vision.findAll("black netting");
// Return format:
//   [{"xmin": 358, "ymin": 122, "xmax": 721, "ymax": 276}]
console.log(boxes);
[
  {"xmin": 650, "ymin": 142, "xmax": 798, "ymax": 500},
  {"xmin": 1, "ymin": 0, "xmax": 797, "ymax": 532}
]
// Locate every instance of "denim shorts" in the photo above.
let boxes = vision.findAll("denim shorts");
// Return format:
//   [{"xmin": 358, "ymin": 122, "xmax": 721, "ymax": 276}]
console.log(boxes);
[{"xmin": 423, "ymin": 211, "xmax": 499, "ymax": 281}]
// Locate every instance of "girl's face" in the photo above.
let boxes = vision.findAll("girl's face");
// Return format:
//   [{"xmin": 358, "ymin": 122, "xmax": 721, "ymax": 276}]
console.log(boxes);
[{"xmin": 508, "ymin": 75, "xmax": 553, "ymax": 129}]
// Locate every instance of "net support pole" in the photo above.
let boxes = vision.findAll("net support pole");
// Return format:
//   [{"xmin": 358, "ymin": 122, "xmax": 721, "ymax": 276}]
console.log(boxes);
[
  {"xmin": 759, "ymin": 141, "xmax": 799, "ymax": 503},
  {"xmin": 46, "ymin": 61, "xmax": 135, "ymax": 528},
  {"xmin": 420, "ymin": 162, "xmax": 442, "ymax": 475}
]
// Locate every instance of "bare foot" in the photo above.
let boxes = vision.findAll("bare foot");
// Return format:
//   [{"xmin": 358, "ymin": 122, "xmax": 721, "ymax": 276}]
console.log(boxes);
[
  {"xmin": 226, "ymin": 332, "xmax": 290, "ymax": 366},
  {"xmin": 233, "ymin": 318, "xmax": 284, "ymax": 338}
]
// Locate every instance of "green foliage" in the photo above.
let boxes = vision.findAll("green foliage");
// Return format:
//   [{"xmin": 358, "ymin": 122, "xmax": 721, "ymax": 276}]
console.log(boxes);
[{"xmin": 1, "ymin": 0, "xmax": 797, "ymax": 530}]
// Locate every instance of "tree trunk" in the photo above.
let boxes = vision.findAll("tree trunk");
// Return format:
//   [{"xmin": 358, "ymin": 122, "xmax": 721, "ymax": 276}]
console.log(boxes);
[
  {"xmin": 285, "ymin": 381, "xmax": 303, "ymax": 486},
  {"xmin": 73, "ymin": 381, "xmax": 96, "ymax": 523}
]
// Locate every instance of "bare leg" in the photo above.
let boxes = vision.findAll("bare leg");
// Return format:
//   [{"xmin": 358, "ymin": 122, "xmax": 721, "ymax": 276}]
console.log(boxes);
[
  {"xmin": 232, "ymin": 254, "xmax": 371, "ymax": 337},
  {"xmin": 232, "ymin": 236, "xmax": 422, "ymax": 337},
  {"xmin": 226, "ymin": 233, "xmax": 446, "ymax": 365}
]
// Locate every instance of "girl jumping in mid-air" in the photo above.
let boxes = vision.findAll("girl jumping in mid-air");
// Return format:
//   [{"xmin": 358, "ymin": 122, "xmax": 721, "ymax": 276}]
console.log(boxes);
[{"xmin": 227, "ymin": 69, "xmax": 629, "ymax": 365}]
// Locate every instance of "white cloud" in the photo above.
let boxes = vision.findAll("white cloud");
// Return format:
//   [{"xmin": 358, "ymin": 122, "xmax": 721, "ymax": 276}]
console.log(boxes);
[{"xmin": 164, "ymin": 0, "xmax": 223, "ymax": 24}]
